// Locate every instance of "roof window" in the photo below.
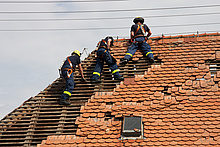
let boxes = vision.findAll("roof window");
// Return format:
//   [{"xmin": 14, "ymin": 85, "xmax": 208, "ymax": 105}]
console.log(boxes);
[{"xmin": 120, "ymin": 116, "xmax": 144, "ymax": 139}]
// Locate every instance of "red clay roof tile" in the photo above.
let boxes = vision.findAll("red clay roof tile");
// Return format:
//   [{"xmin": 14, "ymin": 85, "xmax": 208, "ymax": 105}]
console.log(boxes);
[{"xmin": 36, "ymin": 33, "xmax": 220, "ymax": 147}]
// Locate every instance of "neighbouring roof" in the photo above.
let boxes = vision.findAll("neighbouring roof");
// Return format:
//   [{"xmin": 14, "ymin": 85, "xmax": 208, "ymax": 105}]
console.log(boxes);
[{"xmin": 1, "ymin": 33, "xmax": 220, "ymax": 147}]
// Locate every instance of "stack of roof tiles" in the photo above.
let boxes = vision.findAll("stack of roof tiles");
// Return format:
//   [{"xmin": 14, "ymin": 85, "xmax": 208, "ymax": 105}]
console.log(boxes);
[{"xmin": 37, "ymin": 33, "xmax": 220, "ymax": 146}]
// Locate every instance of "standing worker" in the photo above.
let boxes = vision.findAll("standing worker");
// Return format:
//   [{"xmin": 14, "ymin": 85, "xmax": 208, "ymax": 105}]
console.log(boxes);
[
  {"xmin": 91, "ymin": 36, "xmax": 124, "ymax": 83},
  {"xmin": 120, "ymin": 17, "xmax": 155, "ymax": 64},
  {"xmin": 60, "ymin": 50, "xmax": 86, "ymax": 105}
]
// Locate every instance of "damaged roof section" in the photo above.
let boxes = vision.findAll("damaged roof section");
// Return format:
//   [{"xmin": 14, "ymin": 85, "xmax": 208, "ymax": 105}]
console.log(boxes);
[
  {"xmin": 0, "ymin": 32, "xmax": 158, "ymax": 146},
  {"xmin": 38, "ymin": 33, "xmax": 220, "ymax": 146}
]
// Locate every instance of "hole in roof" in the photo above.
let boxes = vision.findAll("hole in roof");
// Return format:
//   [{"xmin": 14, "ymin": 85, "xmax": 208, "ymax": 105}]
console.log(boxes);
[
  {"xmin": 162, "ymin": 86, "xmax": 170, "ymax": 95},
  {"xmin": 206, "ymin": 59, "xmax": 220, "ymax": 77},
  {"xmin": 114, "ymin": 117, "xmax": 122, "ymax": 121},
  {"xmin": 185, "ymin": 66, "xmax": 195, "ymax": 69},
  {"xmin": 106, "ymin": 102, "xmax": 114, "ymax": 105},
  {"xmin": 105, "ymin": 112, "xmax": 115, "ymax": 121},
  {"xmin": 137, "ymin": 100, "xmax": 142, "ymax": 103}
]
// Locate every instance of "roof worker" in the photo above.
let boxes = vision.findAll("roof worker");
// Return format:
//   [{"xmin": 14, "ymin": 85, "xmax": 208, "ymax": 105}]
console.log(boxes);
[
  {"xmin": 91, "ymin": 36, "xmax": 124, "ymax": 83},
  {"xmin": 60, "ymin": 50, "xmax": 86, "ymax": 105},
  {"xmin": 120, "ymin": 17, "xmax": 155, "ymax": 64}
]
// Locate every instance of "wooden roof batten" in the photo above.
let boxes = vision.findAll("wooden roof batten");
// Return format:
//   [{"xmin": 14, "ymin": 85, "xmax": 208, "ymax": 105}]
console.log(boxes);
[{"xmin": 0, "ymin": 37, "xmax": 160, "ymax": 146}]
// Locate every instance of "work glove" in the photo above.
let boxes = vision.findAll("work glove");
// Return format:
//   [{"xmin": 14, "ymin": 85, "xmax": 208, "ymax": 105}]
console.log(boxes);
[{"xmin": 81, "ymin": 77, "xmax": 87, "ymax": 82}]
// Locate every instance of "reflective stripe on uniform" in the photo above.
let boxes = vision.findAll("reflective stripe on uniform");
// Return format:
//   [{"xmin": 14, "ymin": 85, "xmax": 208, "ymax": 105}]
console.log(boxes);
[
  {"xmin": 63, "ymin": 91, "xmax": 71, "ymax": 96},
  {"xmin": 112, "ymin": 69, "xmax": 119, "ymax": 74},
  {"xmin": 93, "ymin": 72, "xmax": 101, "ymax": 76},
  {"xmin": 125, "ymin": 53, "xmax": 133, "ymax": 57},
  {"xmin": 67, "ymin": 69, "xmax": 73, "ymax": 78},
  {"xmin": 146, "ymin": 52, "xmax": 153, "ymax": 56}
]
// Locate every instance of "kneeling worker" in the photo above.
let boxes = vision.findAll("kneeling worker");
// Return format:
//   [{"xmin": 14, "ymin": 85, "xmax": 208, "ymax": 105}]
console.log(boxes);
[
  {"xmin": 91, "ymin": 36, "xmax": 124, "ymax": 83},
  {"xmin": 60, "ymin": 50, "xmax": 86, "ymax": 105}
]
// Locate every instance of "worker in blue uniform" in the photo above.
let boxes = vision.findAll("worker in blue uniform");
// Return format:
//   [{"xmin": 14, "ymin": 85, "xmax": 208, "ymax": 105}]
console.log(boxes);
[
  {"xmin": 60, "ymin": 50, "xmax": 86, "ymax": 105},
  {"xmin": 91, "ymin": 36, "xmax": 124, "ymax": 83},
  {"xmin": 120, "ymin": 17, "xmax": 155, "ymax": 64}
]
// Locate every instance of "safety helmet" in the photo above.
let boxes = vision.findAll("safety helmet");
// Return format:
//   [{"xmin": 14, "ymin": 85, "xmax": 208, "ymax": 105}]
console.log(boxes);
[
  {"xmin": 133, "ymin": 17, "xmax": 144, "ymax": 24},
  {"xmin": 71, "ymin": 50, "xmax": 81, "ymax": 57},
  {"xmin": 105, "ymin": 36, "xmax": 114, "ymax": 47}
]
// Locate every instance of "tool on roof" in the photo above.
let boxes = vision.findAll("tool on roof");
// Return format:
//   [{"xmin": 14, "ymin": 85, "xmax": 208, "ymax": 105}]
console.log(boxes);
[{"xmin": 81, "ymin": 48, "xmax": 88, "ymax": 57}]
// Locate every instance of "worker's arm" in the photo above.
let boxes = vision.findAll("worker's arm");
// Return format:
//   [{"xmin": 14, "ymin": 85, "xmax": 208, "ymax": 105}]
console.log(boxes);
[
  {"xmin": 130, "ymin": 31, "xmax": 134, "ymax": 41},
  {"xmin": 146, "ymin": 30, "xmax": 152, "ymax": 38},
  {"xmin": 78, "ymin": 63, "xmax": 86, "ymax": 81},
  {"xmin": 107, "ymin": 39, "xmax": 112, "ymax": 50}
]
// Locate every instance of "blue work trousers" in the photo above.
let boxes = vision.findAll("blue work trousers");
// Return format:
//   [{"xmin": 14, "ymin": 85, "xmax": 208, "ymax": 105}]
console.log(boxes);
[
  {"xmin": 61, "ymin": 70, "xmax": 75, "ymax": 100},
  {"xmin": 92, "ymin": 48, "xmax": 121, "ymax": 80},
  {"xmin": 124, "ymin": 37, "xmax": 153, "ymax": 61}
]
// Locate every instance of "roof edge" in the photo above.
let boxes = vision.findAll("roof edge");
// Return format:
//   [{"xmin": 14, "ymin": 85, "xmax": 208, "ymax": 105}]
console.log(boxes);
[{"xmin": 115, "ymin": 32, "xmax": 220, "ymax": 42}]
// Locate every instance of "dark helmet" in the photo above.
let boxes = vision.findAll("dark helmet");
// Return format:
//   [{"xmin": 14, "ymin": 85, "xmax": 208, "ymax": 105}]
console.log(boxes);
[
  {"xmin": 105, "ymin": 36, "xmax": 114, "ymax": 47},
  {"xmin": 133, "ymin": 17, "xmax": 144, "ymax": 24}
]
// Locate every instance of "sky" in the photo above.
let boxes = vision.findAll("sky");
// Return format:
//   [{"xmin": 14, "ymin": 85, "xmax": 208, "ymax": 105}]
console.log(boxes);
[{"xmin": 0, "ymin": 0, "xmax": 220, "ymax": 119}]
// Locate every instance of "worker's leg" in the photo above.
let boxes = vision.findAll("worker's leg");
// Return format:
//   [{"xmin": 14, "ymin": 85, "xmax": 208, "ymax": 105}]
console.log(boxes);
[
  {"xmin": 141, "ymin": 41, "xmax": 153, "ymax": 58},
  {"xmin": 141, "ymin": 41, "xmax": 154, "ymax": 63},
  {"xmin": 110, "ymin": 64, "xmax": 123, "ymax": 80},
  {"xmin": 91, "ymin": 57, "xmax": 103, "ymax": 81},
  {"xmin": 60, "ymin": 71, "xmax": 74, "ymax": 105},
  {"xmin": 124, "ymin": 43, "xmax": 138, "ymax": 61},
  {"xmin": 61, "ymin": 71, "xmax": 75, "ymax": 100},
  {"xmin": 104, "ymin": 52, "xmax": 124, "ymax": 80}
]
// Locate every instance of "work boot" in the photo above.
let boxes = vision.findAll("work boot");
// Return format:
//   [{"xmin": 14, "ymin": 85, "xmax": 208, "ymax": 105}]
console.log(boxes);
[
  {"xmin": 59, "ymin": 99, "xmax": 71, "ymax": 105},
  {"xmin": 115, "ymin": 76, "xmax": 124, "ymax": 81},
  {"xmin": 120, "ymin": 58, "xmax": 128, "ymax": 64},
  {"xmin": 149, "ymin": 57, "xmax": 155, "ymax": 63},
  {"xmin": 91, "ymin": 79, "xmax": 101, "ymax": 83}
]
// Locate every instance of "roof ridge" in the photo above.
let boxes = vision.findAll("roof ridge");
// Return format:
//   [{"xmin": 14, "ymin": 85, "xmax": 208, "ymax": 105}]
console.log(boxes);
[{"xmin": 115, "ymin": 32, "xmax": 220, "ymax": 42}]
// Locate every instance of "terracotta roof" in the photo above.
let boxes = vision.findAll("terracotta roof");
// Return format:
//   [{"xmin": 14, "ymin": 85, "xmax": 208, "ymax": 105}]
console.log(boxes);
[
  {"xmin": 1, "ymin": 33, "xmax": 220, "ymax": 146},
  {"xmin": 38, "ymin": 33, "xmax": 220, "ymax": 146}
]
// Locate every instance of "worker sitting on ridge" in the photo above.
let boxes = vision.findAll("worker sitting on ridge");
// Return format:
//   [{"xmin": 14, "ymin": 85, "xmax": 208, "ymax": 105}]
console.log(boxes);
[
  {"xmin": 91, "ymin": 36, "xmax": 124, "ymax": 83},
  {"xmin": 60, "ymin": 50, "xmax": 86, "ymax": 105},
  {"xmin": 120, "ymin": 17, "xmax": 155, "ymax": 64}
]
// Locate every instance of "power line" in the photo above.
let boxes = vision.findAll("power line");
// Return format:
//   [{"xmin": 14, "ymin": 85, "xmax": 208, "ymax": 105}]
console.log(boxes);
[
  {"xmin": 0, "ymin": 0, "xmax": 127, "ymax": 3},
  {"xmin": 0, "ymin": 27, "xmax": 127, "ymax": 32},
  {"xmin": 0, "ymin": 22, "xmax": 219, "ymax": 32},
  {"xmin": 152, "ymin": 22, "xmax": 220, "ymax": 28},
  {"xmin": 0, "ymin": 11, "xmax": 219, "ymax": 22},
  {"xmin": 0, "ymin": 4, "xmax": 220, "ymax": 14},
  {"xmin": 149, "ymin": 11, "xmax": 220, "ymax": 19}
]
